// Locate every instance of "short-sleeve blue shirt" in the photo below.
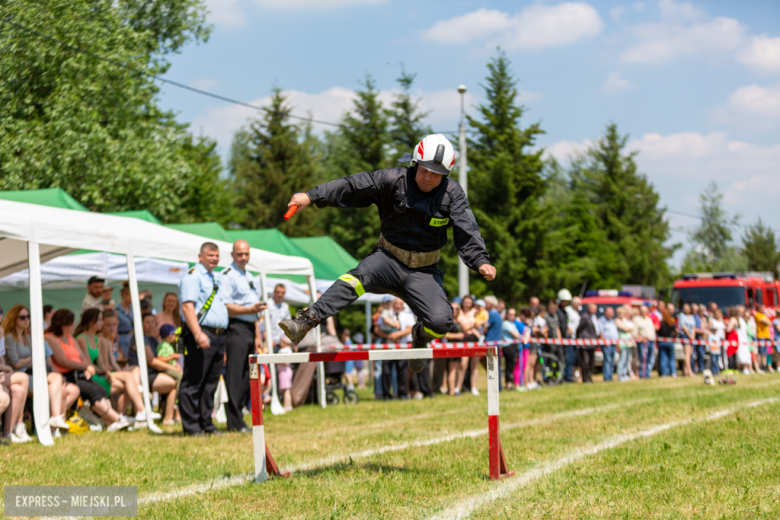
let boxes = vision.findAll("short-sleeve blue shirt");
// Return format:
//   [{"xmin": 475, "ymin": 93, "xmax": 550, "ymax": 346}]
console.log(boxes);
[
  {"xmin": 220, "ymin": 262, "xmax": 261, "ymax": 323},
  {"xmin": 485, "ymin": 309, "xmax": 503, "ymax": 342},
  {"xmin": 178, "ymin": 262, "xmax": 229, "ymax": 328}
]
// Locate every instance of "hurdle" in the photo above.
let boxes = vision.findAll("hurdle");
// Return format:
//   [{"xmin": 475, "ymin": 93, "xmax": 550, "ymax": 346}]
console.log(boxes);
[{"xmin": 248, "ymin": 346, "xmax": 514, "ymax": 483}]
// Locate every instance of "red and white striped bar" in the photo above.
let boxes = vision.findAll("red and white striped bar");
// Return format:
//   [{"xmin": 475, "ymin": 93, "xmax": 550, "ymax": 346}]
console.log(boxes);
[
  {"xmin": 322, "ymin": 337, "xmax": 780, "ymax": 350},
  {"xmin": 248, "ymin": 345, "xmax": 513, "ymax": 482},
  {"xmin": 249, "ymin": 346, "xmax": 491, "ymax": 365}
]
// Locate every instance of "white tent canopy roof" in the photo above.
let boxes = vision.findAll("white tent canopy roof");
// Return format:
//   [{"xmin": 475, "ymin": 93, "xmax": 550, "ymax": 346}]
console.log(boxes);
[{"xmin": 0, "ymin": 200, "xmax": 314, "ymax": 278}]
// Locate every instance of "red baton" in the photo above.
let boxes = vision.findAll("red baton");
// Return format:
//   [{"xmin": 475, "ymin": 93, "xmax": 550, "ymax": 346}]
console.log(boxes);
[{"xmin": 284, "ymin": 205, "xmax": 298, "ymax": 220}]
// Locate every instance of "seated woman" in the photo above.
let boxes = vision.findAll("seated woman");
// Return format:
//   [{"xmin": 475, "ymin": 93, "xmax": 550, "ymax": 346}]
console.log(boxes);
[
  {"xmin": 45, "ymin": 309, "xmax": 130, "ymax": 433},
  {"xmin": 77, "ymin": 309, "xmax": 152, "ymax": 424},
  {"xmin": 0, "ymin": 306, "xmax": 30, "ymax": 443},
  {"xmin": 3, "ymin": 304, "xmax": 76, "ymax": 434}
]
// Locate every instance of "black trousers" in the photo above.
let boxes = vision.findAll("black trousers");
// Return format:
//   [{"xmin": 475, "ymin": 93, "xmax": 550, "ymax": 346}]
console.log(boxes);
[
  {"xmin": 180, "ymin": 328, "xmax": 226, "ymax": 434},
  {"xmin": 382, "ymin": 359, "xmax": 408, "ymax": 399},
  {"xmin": 409, "ymin": 361, "xmax": 432, "ymax": 397},
  {"xmin": 310, "ymin": 249, "xmax": 453, "ymax": 341},
  {"xmin": 578, "ymin": 348, "xmax": 595, "ymax": 383},
  {"xmin": 225, "ymin": 319, "xmax": 256, "ymax": 431},
  {"xmin": 503, "ymin": 347, "xmax": 518, "ymax": 386}
]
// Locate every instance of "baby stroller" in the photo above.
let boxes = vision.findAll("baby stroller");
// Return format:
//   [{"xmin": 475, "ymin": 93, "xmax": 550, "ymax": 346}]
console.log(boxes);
[{"xmin": 323, "ymin": 359, "xmax": 359, "ymax": 405}]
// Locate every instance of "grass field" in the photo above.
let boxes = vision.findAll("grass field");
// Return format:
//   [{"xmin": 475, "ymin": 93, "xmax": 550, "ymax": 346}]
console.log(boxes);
[{"xmin": 3, "ymin": 370, "xmax": 780, "ymax": 519}]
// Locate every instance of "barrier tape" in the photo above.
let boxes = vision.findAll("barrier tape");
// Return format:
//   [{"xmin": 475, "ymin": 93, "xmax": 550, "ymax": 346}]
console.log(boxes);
[{"xmin": 322, "ymin": 337, "xmax": 779, "ymax": 350}]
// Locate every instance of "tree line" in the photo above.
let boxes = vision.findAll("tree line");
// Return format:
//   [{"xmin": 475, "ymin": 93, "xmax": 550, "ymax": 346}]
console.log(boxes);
[{"xmin": 1, "ymin": 0, "xmax": 777, "ymax": 308}]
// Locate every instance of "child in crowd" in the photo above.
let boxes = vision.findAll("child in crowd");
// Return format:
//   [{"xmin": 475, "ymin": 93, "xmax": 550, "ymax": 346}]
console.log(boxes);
[
  {"xmin": 156, "ymin": 325, "xmax": 183, "ymax": 396},
  {"xmin": 277, "ymin": 336, "xmax": 294, "ymax": 412}
]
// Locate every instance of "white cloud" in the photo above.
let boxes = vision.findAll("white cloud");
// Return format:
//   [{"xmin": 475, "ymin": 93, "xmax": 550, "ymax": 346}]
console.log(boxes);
[
  {"xmin": 602, "ymin": 72, "xmax": 637, "ymax": 94},
  {"xmin": 206, "ymin": 0, "xmax": 383, "ymax": 26},
  {"xmin": 610, "ymin": 6, "xmax": 626, "ymax": 21},
  {"xmin": 543, "ymin": 139, "xmax": 594, "ymax": 162},
  {"xmin": 255, "ymin": 0, "xmax": 383, "ymax": 8},
  {"xmin": 206, "ymin": 0, "xmax": 247, "ymax": 28},
  {"xmin": 620, "ymin": 17, "xmax": 745, "ymax": 63},
  {"xmin": 619, "ymin": 0, "xmax": 745, "ymax": 64},
  {"xmin": 737, "ymin": 35, "xmax": 780, "ymax": 75},
  {"xmin": 657, "ymin": 0, "xmax": 702, "ymax": 21},
  {"xmin": 188, "ymin": 78, "xmax": 221, "ymax": 91},
  {"xmin": 624, "ymin": 131, "xmax": 780, "ymax": 210},
  {"xmin": 423, "ymin": 9, "xmax": 511, "ymax": 45},
  {"xmin": 189, "ymin": 86, "xmax": 546, "ymax": 154},
  {"xmin": 190, "ymin": 87, "xmax": 357, "ymax": 150},
  {"xmin": 711, "ymin": 83, "xmax": 780, "ymax": 130},
  {"xmin": 423, "ymin": 3, "xmax": 604, "ymax": 51},
  {"xmin": 545, "ymin": 131, "xmax": 780, "ymax": 237}
]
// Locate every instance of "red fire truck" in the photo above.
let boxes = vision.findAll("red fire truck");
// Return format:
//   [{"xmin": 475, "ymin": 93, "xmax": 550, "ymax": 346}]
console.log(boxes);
[
  {"xmin": 671, "ymin": 272, "xmax": 779, "ymax": 312},
  {"xmin": 581, "ymin": 290, "xmax": 655, "ymax": 317}
]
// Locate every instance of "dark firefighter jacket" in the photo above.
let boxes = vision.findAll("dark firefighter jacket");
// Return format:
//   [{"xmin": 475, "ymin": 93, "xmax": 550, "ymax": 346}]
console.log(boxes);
[{"xmin": 306, "ymin": 166, "xmax": 491, "ymax": 272}]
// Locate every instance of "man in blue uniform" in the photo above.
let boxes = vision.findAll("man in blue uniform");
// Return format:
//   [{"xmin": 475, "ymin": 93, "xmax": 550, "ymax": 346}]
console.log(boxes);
[
  {"xmin": 280, "ymin": 134, "xmax": 496, "ymax": 373},
  {"xmin": 179, "ymin": 242, "xmax": 230, "ymax": 436},
  {"xmin": 221, "ymin": 239, "xmax": 266, "ymax": 433}
]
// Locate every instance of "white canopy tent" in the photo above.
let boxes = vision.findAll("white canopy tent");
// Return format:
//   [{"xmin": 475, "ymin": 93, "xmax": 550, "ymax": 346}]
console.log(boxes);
[{"xmin": 0, "ymin": 200, "xmax": 323, "ymax": 445}]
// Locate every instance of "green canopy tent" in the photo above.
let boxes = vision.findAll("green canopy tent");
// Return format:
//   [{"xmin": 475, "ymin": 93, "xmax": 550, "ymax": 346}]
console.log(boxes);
[
  {"xmin": 290, "ymin": 236, "xmax": 359, "ymax": 277},
  {"xmin": 107, "ymin": 210, "xmax": 162, "ymax": 225},
  {"xmin": 227, "ymin": 229, "xmax": 343, "ymax": 283},
  {"xmin": 165, "ymin": 222, "xmax": 234, "ymax": 243},
  {"xmin": 0, "ymin": 188, "xmax": 89, "ymax": 212}
]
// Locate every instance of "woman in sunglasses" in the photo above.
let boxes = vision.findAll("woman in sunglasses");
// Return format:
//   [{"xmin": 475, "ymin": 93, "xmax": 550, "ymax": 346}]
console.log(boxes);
[{"xmin": 3, "ymin": 304, "xmax": 79, "ymax": 436}]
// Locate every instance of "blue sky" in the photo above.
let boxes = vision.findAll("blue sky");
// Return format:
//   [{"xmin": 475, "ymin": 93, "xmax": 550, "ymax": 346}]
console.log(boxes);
[{"xmin": 157, "ymin": 0, "xmax": 780, "ymax": 264}]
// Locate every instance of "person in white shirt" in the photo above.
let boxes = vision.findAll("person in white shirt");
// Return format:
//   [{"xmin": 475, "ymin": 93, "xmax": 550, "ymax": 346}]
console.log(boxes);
[
  {"xmin": 564, "ymin": 296, "xmax": 581, "ymax": 382},
  {"xmin": 264, "ymin": 284, "xmax": 291, "ymax": 352},
  {"xmin": 378, "ymin": 298, "xmax": 414, "ymax": 400}
]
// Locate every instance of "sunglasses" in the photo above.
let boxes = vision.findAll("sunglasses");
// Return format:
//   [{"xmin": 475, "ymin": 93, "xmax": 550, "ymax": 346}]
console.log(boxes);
[{"xmin": 18, "ymin": 315, "xmax": 30, "ymax": 320}]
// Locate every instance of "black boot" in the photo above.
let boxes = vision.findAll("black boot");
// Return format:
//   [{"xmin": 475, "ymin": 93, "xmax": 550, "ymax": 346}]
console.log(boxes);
[
  {"xmin": 279, "ymin": 309, "xmax": 320, "ymax": 345},
  {"xmin": 408, "ymin": 324, "xmax": 428, "ymax": 374}
]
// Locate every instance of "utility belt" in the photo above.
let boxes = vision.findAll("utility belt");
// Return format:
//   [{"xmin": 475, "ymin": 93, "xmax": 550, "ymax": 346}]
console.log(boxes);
[{"xmin": 376, "ymin": 234, "xmax": 440, "ymax": 269}]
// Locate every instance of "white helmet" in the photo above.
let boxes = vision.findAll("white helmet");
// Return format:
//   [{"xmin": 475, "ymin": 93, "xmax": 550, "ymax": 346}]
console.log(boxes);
[
  {"xmin": 557, "ymin": 289, "xmax": 573, "ymax": 301},
  {"xmin": 399, "ymin": 134, "xmax": 456, "ymax": 176}
]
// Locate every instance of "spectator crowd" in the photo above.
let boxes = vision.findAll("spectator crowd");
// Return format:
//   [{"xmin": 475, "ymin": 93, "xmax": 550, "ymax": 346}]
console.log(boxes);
[{"xmin": 3, "ymin": 262, "xmax": 779, "ymax": 444}]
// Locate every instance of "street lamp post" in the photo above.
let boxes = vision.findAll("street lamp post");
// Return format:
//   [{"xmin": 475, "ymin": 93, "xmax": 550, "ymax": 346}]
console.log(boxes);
[{"xmin": 457, "ymin": 85, "xmax": 469, "ymax": 298}]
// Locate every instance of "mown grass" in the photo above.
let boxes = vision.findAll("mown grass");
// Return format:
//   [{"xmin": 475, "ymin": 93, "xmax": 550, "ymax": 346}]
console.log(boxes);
[{"xmin": 2, "ymin": 371, "xmax": 779, "ymax": 519}]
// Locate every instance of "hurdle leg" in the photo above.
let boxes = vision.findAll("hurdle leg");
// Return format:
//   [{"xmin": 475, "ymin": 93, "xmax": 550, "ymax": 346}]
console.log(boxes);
[
  {"xmin": 249, "ymin": 361, "xmax": 267, "ymax": 483},
  {"xmin": 487, "ymin": 347, "xmax": 514, "ymax": 480},
  {"xmin": 249, "ymin": 361, "xmax": 290, "ymax": 483}
]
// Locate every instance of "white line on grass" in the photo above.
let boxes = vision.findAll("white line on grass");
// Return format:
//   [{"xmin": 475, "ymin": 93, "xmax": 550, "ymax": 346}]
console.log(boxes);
[
  {"xmin": 140, "ymin": 382, "xmax": 780, "ymax": 507},
  {"xmin": 426, "ymin": 397, "xmax": 779, "ymax": 520},
  {"xmin": 139, "ymin": 399, "xmax": 641, "ymax": 506}
]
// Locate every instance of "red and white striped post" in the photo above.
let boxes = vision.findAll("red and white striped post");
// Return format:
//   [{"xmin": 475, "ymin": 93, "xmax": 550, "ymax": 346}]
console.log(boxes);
[
  {"xmin": 249, "ymin": 360, "xmax": 289, "ymax": 483},
  {"xmin": 487, "ymin": 347, "xmax": 513, "ymax": 480},
  {"xmin": 248, "ymin": 346, "xmax": 512, "ymax": 482}
]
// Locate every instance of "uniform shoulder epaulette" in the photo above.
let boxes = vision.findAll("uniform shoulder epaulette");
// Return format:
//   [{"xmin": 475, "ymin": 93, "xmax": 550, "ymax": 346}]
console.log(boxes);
[
  {"xmin": 223, "ymin": 267, "xmax": 231, "ymax": 275},
  {"xmin": 187, "ymin": 267, "xmax": 196, "ymax": 274}
]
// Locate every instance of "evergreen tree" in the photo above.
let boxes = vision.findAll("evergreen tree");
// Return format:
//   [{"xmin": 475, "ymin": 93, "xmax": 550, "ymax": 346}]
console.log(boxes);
[
  {"xmin": 742, "ymin": 219, "xmax": 779, "ymax": 277},
  {"xmin": 681, "ymin": 182, "xmax": 745, "ymax": 272},
  {"xmin": 318, "ymin": 75, "xmax": 390, "ymax": 259},
  {"xmin": 231, "ymin": 89, "xmax": 320, "ymax": 234},
  {"xmin": 172, "ymin": 134, "xmax": 238, "ymax": 225},
  {"xmin": 465, "ymin": 50, "xmax": 546, "ymax": 302},
  {"xmin": 390, "ymin": 67, "xmax": 431, "ymax": 152},
  {"xmin": 570, "ymin": 124, "xmax": 674, "ymax": 286}
]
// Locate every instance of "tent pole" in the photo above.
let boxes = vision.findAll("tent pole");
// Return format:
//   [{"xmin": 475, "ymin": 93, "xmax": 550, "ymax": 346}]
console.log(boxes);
[
  {"xmin": 307, "ymin": 274, "xmax": 325, "ymax": 408},
  {"xmin": 260, "ymin": 272, "xmax": 284, "ymax": 416},
  {"xmin": 28, "ymin": 242, "xmax": 53, "ymax": 446},
  {"xmin": 364, "ymin": 299, "xmax": 372, "ymax": 345},
  {"xmin": 126, "ymin": 255, "xmax": 162, "ymax": 433}
]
